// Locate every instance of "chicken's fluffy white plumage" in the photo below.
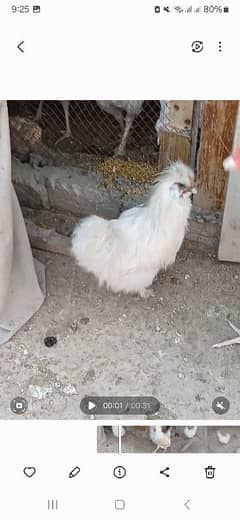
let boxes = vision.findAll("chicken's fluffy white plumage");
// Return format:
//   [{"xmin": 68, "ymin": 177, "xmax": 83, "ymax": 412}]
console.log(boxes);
[
  {"xmin": 72, "ymin": 161, "xmax": 196, "ymax": 296},
  {"xmin": 149, "ymin": 426, "xmax": 172, "ymax": 450}
]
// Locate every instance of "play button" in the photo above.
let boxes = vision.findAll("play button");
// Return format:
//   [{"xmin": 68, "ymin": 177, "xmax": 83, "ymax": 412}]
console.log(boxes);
[
  {"xmin": 88, "ymin": 400, "xmax": 96, "ymax": 411},
  {"xmin": 80, "ymin": 397, "xmax": 98, "ymax": 414}
]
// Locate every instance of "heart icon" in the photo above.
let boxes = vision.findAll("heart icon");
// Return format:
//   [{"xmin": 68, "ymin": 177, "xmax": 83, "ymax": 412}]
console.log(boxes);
[{"xmin": 23, "ymin": 467, "xmax": 36, "ymax": 478}]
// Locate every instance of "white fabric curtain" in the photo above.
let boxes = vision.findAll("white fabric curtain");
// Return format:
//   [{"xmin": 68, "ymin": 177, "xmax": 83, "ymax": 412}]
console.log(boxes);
[{"xmin": 0, "ymin": 101, "xmax": 45, "ymax": 344}]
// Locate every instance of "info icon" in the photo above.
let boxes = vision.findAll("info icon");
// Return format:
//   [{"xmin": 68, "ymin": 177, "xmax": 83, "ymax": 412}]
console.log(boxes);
[
  {"xmin": 212, "ymin": 396, "xmax": 230, "ymax": 415},
  {"xmin": 114, "ymin": 466, "xmax": 126, "ymax": 479},
  {"xmin": 10, "ymin": 397, "xmax": 28, "ymax": 415}
]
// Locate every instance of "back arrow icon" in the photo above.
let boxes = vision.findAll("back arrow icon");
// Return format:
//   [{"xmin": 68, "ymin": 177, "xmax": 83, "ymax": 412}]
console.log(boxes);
[
  {"xmin": 17, "ymin": 41, "xmax": 24, "ymax": 53},
  {"xmin": 184, "ymin": 499, "xmax": 191, "ymax": 510}
]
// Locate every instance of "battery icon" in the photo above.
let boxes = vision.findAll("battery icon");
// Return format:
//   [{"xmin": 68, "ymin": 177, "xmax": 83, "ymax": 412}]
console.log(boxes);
[
  {"xmin": 223, "ymin": 6, "xmax": 229, "ymax": 12},
  {"xmin": 33, "ymin": 5, "xmax": 41, "ymax": 13}
]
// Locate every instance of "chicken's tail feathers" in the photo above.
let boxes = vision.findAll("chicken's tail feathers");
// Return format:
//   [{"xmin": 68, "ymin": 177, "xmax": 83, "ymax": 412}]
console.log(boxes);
[{"xmin": 71, "ymin": 215, "xmax": 111, "ymax": 267}]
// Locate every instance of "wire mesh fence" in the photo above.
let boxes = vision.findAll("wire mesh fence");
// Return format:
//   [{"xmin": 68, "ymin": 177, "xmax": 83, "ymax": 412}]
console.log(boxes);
[
  {"xmin": 8, "ymin": 100, "xmax": 195, "ymax": 184},
  {"xmin": 7, "ymin": 100, "xmax": 239, "ymax": 211},
  {"xmin": 9, "ymin": 100, "xmax": 161, "ymax": 156}
]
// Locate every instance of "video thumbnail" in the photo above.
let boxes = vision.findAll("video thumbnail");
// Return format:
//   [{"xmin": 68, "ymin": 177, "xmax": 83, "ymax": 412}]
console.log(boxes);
[
  {"xmin": 98, "ymin": 425, "xmax": 240, "ymax": 453},
  {"xmin": 0, "ymin": 100, "xmax": 239, "ymax": 420}
]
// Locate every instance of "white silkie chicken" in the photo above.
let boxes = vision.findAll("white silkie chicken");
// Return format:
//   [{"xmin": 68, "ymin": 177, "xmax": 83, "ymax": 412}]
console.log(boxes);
[
  {"xmin": 149, "ymin": 426, "xmax": 172, "ymax": 452},
  {"xmin": 72, "ymin": 161, "xmax": 196, "ymax": 297}
]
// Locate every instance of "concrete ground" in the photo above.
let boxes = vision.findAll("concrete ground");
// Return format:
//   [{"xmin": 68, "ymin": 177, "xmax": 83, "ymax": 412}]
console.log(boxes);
[
  {"xmin": 1, "ymin": 239, "xmax": 240, "ymax": 420},
  {"xmin": 98, "ymin": 427, "xmax": 240, "ymax": 453}
]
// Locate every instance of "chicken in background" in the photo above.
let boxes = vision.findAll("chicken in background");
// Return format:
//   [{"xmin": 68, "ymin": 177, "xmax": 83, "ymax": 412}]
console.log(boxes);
[
  {"xmin": 35, "ymin": 100, "xmax": 143, "ymax": 155},
  {"xmin": 149, "ymin": 426, "xmax": 172, "ymax": 452},
  {"xmin": 96, "ymin": 100, "xmax": 143, "ymax": 157},
  {"xmin": 72, "ymin": 161, "xmax": 197, "ymax": 298},
  {"xmin": 36, "ymin": 100, "xmax": 72, "ymax": 144},
  {"xmin": 184, "ymin": 426, "xmax": 198, "ymax": 438},
  {"xmin": 111, "ymin": 425, "xmax": 126, "ymax": 438},
  {"xmin": 155, "ymin": 101, "xmax": 171, "ymax": 145},
  {"xmin": 149, "ymin": 426, "xmax": 198, "ymax": 453}
]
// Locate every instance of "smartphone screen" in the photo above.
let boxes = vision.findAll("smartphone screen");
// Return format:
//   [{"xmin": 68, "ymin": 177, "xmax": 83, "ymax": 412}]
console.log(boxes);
[{"xmin": 0, "ymin": 0, "xmax": 240, "ymax": 518}]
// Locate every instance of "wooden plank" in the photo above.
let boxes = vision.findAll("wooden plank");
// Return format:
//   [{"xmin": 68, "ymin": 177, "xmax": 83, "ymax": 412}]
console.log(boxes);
[
  {"xmin": 194, "ymin": 101, "xmax": 238, "ymax": 209},
  {"xmin": 218, "ymin": 103, "xmax": 240, "ymax": 262},
  {"xmin": 158, "ymin": 132, "xmax": 191, "ymax": 171},
  {"xmin": 168, "ymin": 101, "xmax": 193, "ymax": 132},
  {"xmin": 158, "ymin": 101, "xmax": 193, "ymax": 170}
]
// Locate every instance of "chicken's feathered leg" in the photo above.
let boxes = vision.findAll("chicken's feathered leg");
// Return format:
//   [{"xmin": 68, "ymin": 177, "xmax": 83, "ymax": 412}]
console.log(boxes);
[
  {"xmin": 55, "ymin": 101, "xmax": 72, "ymax": 144},
  {"xmin": 212, "ymin": 320, "xmax": 240, "ymax": 348},
  {"xmin": 115, "ymin": 113, "xmax": 136, "ymax": 157},
  {"xmin": 35, "ymin": 100, "xmax": 44, "ymax": 121}
]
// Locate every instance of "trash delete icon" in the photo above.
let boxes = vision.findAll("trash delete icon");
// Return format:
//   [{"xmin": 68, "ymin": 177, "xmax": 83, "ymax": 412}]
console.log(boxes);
[{"xmin": 205, "ymin": 466, "xmax": 215, "ymax": 479}]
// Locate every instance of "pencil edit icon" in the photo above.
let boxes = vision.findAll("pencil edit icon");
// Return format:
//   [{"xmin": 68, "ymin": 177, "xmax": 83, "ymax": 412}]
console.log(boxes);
[{"xmin": 68, "ymin": 466, "xmax": 80, "ymax": 478}]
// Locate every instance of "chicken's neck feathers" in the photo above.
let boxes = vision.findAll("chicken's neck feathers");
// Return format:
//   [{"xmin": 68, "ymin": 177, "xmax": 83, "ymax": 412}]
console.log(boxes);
[{"xmin": 147, "ymin": 181, "xmax": 191, "ymax": 223}]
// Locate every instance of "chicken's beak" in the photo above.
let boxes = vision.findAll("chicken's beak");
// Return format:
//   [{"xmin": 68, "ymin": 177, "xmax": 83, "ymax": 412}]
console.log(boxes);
[
  {"xmin": 182, "ymin": 182, "xmax": 197, "ymax": 195},
  {"xmin": 188, "ymin": 180, "xmax": 197, "ymax": 194}
]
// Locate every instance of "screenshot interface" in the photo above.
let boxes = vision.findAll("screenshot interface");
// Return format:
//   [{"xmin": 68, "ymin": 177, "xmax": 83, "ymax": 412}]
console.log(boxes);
[{"xmin": 0, "ymin": 0, "xmax": 240, "ymax": 518}]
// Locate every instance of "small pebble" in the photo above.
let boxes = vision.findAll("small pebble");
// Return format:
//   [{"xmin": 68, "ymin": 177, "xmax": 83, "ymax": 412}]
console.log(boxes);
[
  {"xmin": 156, "ymin": 326, "xmax": 161, "ymax": 332},
  {"xmin": 158, "ymin": 350, "xmax": 167, "ymax": 359},
  {"xmin": 184, "ymin": 274, "xmax": 190, "ymax": 280},
  {"xmin": 178, "ymin": 372, "xmax": 185, "ymax": 379},
  {"xmin": 70, "ymin": 321, "xmax": 78, "ymax": 333},
  {"xmin": 44, "ymin": 336, "xmax": 57, "ymax": 348},
  {"xmin": 80, "ymin": 317, "xmax": 90, "ymax": 325}
]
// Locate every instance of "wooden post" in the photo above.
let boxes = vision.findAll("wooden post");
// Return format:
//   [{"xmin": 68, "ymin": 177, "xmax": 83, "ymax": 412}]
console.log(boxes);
[
  {"xmin": 194, "ymin": 100, "xmax": 238, "ymax": 209},
  {"xmin": 158, "ymin": 101, "xmax": 193, "ymax": 171},
  {"xmin": 158, "ymin": 132, "xmax": 191, "ymax": 171}
]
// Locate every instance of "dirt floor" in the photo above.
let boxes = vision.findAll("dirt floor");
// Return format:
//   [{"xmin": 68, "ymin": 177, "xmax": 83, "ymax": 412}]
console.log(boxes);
[
  {"xmin": 1, "ymin": 240, "xmax": 240, "ymax": 420},
  {"xmin": 98, "ymin": 427, "xmax": 240, "ymax": 453}
]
